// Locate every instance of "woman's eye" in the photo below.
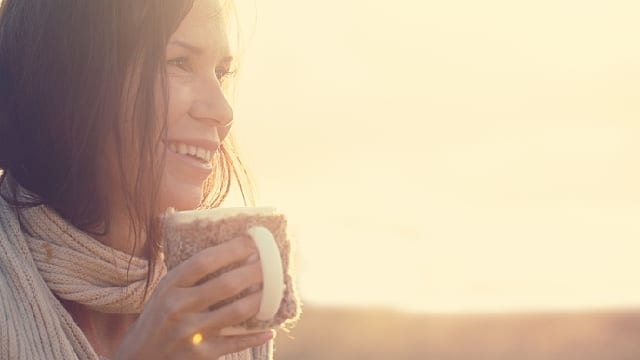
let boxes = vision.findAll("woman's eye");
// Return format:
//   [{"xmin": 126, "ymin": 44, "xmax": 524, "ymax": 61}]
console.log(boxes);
[{"xmin": 167, "ymin": 56, "xmax": 191, "ymax": 71}]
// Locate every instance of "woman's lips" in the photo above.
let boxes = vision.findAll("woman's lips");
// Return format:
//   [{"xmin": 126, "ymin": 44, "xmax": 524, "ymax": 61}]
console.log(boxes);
[{"xmin": 165, "ymin": 144, "xmax": 213, "ymax": 180}]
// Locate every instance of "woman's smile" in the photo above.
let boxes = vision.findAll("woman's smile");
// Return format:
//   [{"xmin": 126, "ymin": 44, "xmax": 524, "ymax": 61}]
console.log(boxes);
[{"xmin": 164, "ymin": 138, "xmax": 218, "ymax": 180}]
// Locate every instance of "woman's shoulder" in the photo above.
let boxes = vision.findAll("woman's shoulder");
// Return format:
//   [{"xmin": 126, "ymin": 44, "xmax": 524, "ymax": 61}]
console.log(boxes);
[
  {"xmin": 0, "ymin": 266, "xmax": 82, "ymax": 359},
  {"xmin": 0, "ymin": 223, "xmax": 33, "ymax": 315},
  {"xmin": 0, "ymin": 201, "xmax": 44, "ymax": 313},
  {"xmin": 0, "ymin": 254, "xmax": 23, "ymax": 335},
  {"xmin": 0, "ymin": 197, "xmax": 37, "ymax": 262},
  {"xmin": 0, "ymin": 227, "xmax": 76, "ymax": 359}
]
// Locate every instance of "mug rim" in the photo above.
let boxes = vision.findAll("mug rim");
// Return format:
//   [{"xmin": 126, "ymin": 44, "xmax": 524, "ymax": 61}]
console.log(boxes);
[{"xmin": 167, "ymin": 206, "xmax": 278, "ymax": 224}]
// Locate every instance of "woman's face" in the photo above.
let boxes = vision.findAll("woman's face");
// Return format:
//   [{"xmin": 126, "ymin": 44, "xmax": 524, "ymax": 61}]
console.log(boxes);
[{"xmin": 158, "ymin": 0, "xmax": 234, "ymax": 211}]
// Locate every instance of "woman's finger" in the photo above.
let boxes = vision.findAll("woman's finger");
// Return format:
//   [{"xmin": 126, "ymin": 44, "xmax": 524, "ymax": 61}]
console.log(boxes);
[
  {"xmin": 169, "ymin": 292, "xmax": 266, "ymax": 357},
  {"xmin": 181, "ymin": 330, "xmax": 272, "ymax": 359},
  {"xmin": 186, "ymin": 291, "xmax": 263, "ymax": 335},
  {"xmin": 207, "ymin": 330, "xmax": 274, "ymax": 357},
  {"xmin": 168, "ymin": 236, "xmax": 257, "ymax": 287},
  {"xmin": 181, "ymin": 259, "xmax": 263, "ymax": 312}
]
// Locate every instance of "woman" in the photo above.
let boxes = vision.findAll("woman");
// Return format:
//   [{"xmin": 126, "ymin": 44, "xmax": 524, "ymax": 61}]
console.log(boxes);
[{"xmin": 0, "ymin": 0, "xmax": 275, "ymax": 359}]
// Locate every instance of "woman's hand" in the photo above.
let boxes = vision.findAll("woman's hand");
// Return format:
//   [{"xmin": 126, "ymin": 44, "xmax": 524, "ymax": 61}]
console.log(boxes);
[{"xmin": 114, "ymin": 236, "xmax": 273, "ymax": 360}]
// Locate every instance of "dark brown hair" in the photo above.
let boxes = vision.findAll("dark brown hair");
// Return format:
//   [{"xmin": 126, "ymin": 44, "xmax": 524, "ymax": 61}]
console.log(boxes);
[{"xmin": 0, "ymin": 0, "xmax": 253, "ymax": 287}]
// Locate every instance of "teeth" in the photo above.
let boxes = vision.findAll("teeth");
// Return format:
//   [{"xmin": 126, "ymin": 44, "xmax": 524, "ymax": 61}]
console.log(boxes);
[
  {"xmin": 178, "ymin": 143, "xmax": 187, "ymax": 155},
  {"xmin": 167, "ymin": 141, "xmax": 213, "ymax": 162},
  {"xmin": 196, "ymin": 148, "xmax": 206, "ymax": 160}
]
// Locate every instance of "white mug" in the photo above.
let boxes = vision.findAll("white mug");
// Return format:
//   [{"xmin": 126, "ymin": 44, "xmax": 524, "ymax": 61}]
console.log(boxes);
[{"xmin": 163, "ymin": 207, "xmax": 286, "ymax": 335}]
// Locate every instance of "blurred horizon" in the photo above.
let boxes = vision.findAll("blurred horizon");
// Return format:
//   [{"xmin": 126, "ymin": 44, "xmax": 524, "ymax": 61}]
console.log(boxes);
[
  {"xmin": 274, "ymin": 305, "xmax": 640, "ymax": 359},
  {"xmin": 228, "ymin": 0, "xmax": 640, "ymax": 314}
]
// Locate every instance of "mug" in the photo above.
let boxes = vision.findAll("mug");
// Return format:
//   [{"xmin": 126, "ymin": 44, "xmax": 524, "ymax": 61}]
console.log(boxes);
[{"xmin": 161, "ymin": 207, "xmax": 299, "ymax": 335}]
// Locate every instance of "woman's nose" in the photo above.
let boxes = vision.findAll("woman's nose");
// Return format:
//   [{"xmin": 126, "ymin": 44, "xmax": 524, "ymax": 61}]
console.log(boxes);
[{"xmin": 189, "ymin": 78, "xmax": 233, "ymax": 128}]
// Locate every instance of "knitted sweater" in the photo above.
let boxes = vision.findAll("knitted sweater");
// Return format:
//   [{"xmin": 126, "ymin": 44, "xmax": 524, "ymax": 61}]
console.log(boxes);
[{"xmin": 0, "ymin": 181, "xmax": 273, "ymax": 360}]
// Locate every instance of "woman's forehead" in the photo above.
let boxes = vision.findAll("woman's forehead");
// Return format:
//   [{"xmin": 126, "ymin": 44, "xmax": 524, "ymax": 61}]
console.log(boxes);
[
  {"xmin": 171, "ymin": 0, "xmax": 232, "ymax": 54},
  {"xmin": 187, "ymin": 0, "xmax": 231, "ymax": 28}
]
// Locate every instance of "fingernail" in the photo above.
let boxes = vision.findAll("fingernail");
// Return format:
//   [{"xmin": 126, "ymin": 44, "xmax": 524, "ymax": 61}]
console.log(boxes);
[
  {"xmin": 247, "ymin": 254, "xmax": 259, "ymax": 262},
  {"xmin": 264, "ymin": 330, "xmax": 275, "ymax": 340}
]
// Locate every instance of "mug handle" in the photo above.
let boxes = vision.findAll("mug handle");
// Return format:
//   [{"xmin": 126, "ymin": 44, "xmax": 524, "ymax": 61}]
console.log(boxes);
[{"xmin": 219, "ymin": 226, "xmax": 284, "ymax": 335}]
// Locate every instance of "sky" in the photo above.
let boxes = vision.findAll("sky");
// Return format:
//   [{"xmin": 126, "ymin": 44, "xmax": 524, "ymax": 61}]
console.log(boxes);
[{"xmin": 227, "ymin": 0, "xmax": 640, "ymax": 313}]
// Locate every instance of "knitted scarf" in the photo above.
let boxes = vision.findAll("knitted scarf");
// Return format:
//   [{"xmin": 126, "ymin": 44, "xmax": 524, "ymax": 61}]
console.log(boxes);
[{"xmin": 0, "ymin": 178, "xmax": 272, "ymax": 359}]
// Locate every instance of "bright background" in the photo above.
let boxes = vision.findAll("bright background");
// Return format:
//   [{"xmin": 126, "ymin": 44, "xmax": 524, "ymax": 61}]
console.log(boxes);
[{"xmin": 228, "ymin": 0, "xmax": 640, "ymax": 313}]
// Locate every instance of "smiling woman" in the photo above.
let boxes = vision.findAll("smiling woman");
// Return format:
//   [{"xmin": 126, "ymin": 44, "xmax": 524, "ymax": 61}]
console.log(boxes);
[
  {"xmin": 0, "ymin": 1, "xmax": 273, "ymax": 359},
  {"xmin": 160, "ymin": 1, "xmax": 238, "ymax": 211}
]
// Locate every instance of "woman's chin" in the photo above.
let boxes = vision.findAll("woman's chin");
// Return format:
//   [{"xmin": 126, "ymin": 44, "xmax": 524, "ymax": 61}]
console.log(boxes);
[{"xmin": 159, "ymin": 179, "xmax": 205, "ymax": 212}]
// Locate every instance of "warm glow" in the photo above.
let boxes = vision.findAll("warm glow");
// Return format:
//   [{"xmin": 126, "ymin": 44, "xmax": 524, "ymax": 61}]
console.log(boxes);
[
  {"xmin": 230, "ymin": 0, "xmax": 640, "ymax": 313},
  {"xmin": 191, "ymin": 332, "xmax": 203, "ymax": 346}
]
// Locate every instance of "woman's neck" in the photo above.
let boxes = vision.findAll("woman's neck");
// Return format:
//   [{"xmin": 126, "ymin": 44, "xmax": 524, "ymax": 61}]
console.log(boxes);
[{"xmin": 94, "ymin": 211, "xmax": 148, "ymax": 259}]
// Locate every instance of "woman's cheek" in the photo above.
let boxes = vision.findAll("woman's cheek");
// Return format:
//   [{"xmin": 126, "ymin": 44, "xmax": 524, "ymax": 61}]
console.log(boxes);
[{"xmin": 166, "ymin": 76, "xmax": 195, "ymax": 124}]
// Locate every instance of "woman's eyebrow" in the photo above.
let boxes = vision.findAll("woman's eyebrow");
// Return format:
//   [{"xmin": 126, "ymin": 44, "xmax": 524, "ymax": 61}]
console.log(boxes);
[
  {"xmin": 170, "ymin": 40, "xmax": 203, "ymax": 55},
  {"xmin": 169, "ymin": 40, "xmax": 234, "ymax": 63}
]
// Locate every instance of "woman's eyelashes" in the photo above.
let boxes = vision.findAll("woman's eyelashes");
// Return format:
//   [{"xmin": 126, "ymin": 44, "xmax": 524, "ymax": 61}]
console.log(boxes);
[
  {"xmin": 167, "ymin": 56, "xmax": 192, "ymax": 72},
  {"xmin": 215, "ymin": 67, "xmax": 236, "ymax": 83},
  {"xmin": 167, "ymin": 57, "xmax": 235, "ymax": 83}
]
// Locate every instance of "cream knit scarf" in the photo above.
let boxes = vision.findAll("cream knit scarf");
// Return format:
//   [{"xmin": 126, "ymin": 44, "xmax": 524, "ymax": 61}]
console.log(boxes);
[{"xmin": 0, "ymin": 178, "xmax": 272, "ymax": 360}]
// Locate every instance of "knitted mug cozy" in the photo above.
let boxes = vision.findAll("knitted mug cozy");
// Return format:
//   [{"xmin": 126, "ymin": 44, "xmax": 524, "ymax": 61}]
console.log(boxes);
[{"xmin": 161, "ymin": 207, "xmax": 301, "ymax": 333}]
